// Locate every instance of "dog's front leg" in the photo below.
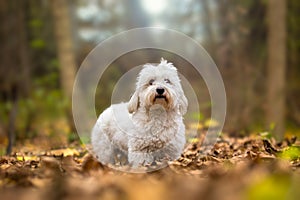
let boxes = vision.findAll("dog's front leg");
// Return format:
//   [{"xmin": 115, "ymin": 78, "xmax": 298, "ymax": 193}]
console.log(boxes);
[{"xmin": 128, "ymin": 151, "xmax": 154, "ymax": 167}]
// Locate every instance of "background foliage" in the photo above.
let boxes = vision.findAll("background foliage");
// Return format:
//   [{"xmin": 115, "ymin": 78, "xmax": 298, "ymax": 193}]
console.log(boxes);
[{"xmin": 0, "ymin": 0, "xmax": 299, "ymax": 155}]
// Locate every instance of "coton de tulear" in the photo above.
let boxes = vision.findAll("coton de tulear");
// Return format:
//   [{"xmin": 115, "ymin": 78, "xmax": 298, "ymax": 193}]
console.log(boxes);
[{"xmin": 91, "ymin": 58, "xmax": 188, "ymax": 168}]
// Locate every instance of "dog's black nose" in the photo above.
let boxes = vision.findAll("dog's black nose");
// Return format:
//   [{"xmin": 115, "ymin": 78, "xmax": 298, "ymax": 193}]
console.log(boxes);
[{"xmin": 156, "ymin": 87, "xmax": 165, "ymax": 95}]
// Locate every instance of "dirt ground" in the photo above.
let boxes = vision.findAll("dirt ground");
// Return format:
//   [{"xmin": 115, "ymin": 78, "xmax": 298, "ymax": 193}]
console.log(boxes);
[{"xmin": 1, "ymin": 135, "xmax": 300, "ymax": 200}]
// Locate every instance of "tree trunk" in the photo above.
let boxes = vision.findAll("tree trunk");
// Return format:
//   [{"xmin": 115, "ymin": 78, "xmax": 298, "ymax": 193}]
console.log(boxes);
[
  {"xmin": 0, "ymin": 0, "xmax": 31, "ymax": 154},
  {"xmin": 50, "ymin": 0, "xmax": 76, "ymax": 100},
  {"xmin": 266, "ymin": 0, "xmax": 286, "ymax": 139},
  {"xmin": 201, "ymin": 0, "xmax": 216, "ymax": 58},
  {"xmin": 50, "ymin": 0, "xmax": 77, "ymax": 134}
]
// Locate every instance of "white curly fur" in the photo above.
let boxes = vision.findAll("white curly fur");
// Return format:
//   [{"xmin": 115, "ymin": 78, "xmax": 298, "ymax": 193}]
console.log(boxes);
[{"xmin": 91, "ymin": 58, "xmax": 188, "ymax": 167}]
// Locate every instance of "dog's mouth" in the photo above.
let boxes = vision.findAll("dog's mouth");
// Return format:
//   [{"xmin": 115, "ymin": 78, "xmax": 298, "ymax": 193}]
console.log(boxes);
[
  {"xmin": 155, "ymin": 95, "xmax": 167, "ymax": 100},
  {"xmin": 153, "ymin": 95, "xmax": 168, "ymax": 106}
]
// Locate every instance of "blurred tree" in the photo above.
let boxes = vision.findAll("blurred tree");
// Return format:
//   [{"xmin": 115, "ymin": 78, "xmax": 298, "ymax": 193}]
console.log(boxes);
[
  {"xmin": 266, "ymin": 0, "xmax": 286, "ymax": 139},
  {"xmin": 216, "ymin": 0, "xmax": 267, "ymax": 133},
  {"xmin": 287, "ymin": 0, "xmax": 300, "ymax": 128},
  {"xmin": 0, "ymin": 0, "xmax": 31, "ymax": 154},
  {"xmin": 50, "ymin": 0, "xmax": 76, "ymax": 100},
  {"xmin": 50, "ymin": 0, "xmax": 77, "ymax": 133},
  {"xmin": 201, "ymin": 0, "xmax": 217, "ymax": 58}
]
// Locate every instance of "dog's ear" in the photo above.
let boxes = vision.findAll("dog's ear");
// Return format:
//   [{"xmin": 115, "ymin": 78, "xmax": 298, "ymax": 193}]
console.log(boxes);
[
  {"xmin": 128, "ymin": 91, "xmax": 139, "ymax": 113},
  {"xmin": 178, "ymin": 92, "xmax": 188, "ymax": 115}
]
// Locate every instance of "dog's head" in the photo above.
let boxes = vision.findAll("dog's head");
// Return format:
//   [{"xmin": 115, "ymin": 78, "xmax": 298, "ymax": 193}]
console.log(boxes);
[{"xmin": 128, "ymin": 58, "xmax": 188, "ymax": 115}]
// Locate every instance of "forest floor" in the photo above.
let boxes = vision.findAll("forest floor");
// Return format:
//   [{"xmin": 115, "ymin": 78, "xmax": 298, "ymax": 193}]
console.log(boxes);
[{"xmin": 0, "ymin": 134, "xmax": 300, "ymax": 200}]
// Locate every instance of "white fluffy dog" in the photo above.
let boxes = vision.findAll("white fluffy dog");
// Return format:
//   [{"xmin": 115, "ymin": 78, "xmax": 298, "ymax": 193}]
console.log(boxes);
[{"xmin": 91, "ymin": 58, "xmax": 188, "ymax": 167}]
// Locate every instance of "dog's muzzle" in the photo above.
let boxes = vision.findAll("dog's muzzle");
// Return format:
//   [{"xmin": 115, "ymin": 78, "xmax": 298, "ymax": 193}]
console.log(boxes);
[
  {"xmin": 153, "ymin": 87, "xmax": 169, "ymax": 108},
  {"xmin": 155, "ymin": 87, "xmax": 167, "ymax": 100}
]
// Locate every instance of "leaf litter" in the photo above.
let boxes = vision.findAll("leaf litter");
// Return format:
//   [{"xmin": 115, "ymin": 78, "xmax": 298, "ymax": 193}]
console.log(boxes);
[{"xmin": 0, "ymin": 134, "xmax": 299, "ymax": 200}]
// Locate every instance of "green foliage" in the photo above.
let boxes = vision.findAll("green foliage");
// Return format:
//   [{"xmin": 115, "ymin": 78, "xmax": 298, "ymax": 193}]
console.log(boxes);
[
  {"xmin": 79, "ymin": 135, "xmax": 91, "ymax": 144},
  {"xmin": 0, "ymin": 148, "xmax": 6, "ymax": 156},
  {"xmin": 30, "ymin": 38, "xmax": 46, "ymax": 49},
  {"xmin": 0, "ymin": 101, "xmax": 12, "ymax": 125},
  {"xmin": 68, "ymin": 132, "xmax": 80, "ymax": 143},
  {"xmin": 189, "ymin": 112, "xmax": 204, "ymax": 121},
  {"xmin": 246, "ymin": 174, "xmax": 292, "ymax": 200},
  {"xmin": 16, "ymin": 87, "xmax": 68, "ymax": 139},
  {"xmin": 12, "ymin": 66, "xmax": 69, "ymax": 140},
  {"xmin": 258, "ymin": 123, "xmax": 276, "ymax": 139},
  {"xmin": 279, "ymin": 146, "xmax": 300, "ymax": 161},
  {"xmin": 259, "ymin": 131, "xmax": 272, "ymax": 140},
  {"xmin": 28, "ymin": 19, "xmax": 43, "ymax": 28}
]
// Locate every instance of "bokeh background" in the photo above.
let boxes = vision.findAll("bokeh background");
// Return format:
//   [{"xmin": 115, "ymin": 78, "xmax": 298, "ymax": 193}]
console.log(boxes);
[{"xmin": 0, "ymin": 0, "xmax": 299, "ymax": 154}]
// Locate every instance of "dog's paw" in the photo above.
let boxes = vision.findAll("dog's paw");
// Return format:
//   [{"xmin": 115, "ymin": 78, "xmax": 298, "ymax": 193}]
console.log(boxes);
[{"xmin": 128, "ymin": 152, "xmax": 154, "ymax": 167}]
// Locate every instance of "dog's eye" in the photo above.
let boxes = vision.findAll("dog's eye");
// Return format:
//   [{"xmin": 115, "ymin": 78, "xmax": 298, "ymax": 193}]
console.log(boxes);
[
  {"xmin": 149, "ymin": 79, "xmax": 155, "ymax": 85},
  {"xmin": 164, "ymin": 79, "xmax": 171, "ymax": 84}
]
